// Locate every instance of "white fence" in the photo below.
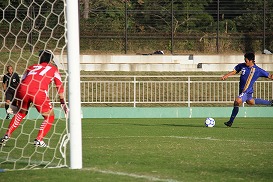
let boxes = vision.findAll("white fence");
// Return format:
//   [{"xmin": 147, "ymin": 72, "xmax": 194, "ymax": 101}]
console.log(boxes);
[
  {"xmin": 1, "ymin": 75, "xmax": 272, "ymax": 107},
  {"xmin": 79, "ymin": 75, "xmax": 273, "ymax": 107}
]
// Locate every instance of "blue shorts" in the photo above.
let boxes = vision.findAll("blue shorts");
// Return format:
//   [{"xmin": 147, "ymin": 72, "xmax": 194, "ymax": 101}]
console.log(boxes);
[{"xmin": 237, "ymin": 92, "xmax": 253, "ymax": 102}]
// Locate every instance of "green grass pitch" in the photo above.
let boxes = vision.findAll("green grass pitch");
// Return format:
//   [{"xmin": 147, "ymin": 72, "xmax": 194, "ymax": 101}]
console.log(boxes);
[{"xmin": 1, "ymin": 117, "xmax": 273, "ymax": 182}]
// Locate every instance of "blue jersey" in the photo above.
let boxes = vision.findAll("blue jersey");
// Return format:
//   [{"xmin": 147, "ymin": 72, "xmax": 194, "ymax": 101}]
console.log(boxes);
[{"xmin": 234, "ymin": 63, "xmax": 269, "ymax": 94}]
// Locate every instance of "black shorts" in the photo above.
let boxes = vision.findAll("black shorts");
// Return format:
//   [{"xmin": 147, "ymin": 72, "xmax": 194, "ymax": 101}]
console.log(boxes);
[{"xmin": 5, "ymin": 89, "xmax": 15, "ymax": 101}]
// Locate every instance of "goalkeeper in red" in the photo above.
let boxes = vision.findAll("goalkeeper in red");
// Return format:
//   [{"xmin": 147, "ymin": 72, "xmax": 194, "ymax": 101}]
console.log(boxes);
[{"xmin": 0, "ymin": 50, "xmax": 68, "ymax": 147}]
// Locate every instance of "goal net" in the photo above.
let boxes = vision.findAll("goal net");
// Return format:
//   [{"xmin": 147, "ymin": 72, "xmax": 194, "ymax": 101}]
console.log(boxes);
[{"xmin": 0, "ymin": 0, "xmax": 69, "ymax": 170}]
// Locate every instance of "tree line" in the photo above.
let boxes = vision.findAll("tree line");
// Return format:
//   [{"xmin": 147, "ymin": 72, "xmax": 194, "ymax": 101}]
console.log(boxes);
[{"xmin": 1, "ymin": 0, "xmax": 273, "ymax": 53}]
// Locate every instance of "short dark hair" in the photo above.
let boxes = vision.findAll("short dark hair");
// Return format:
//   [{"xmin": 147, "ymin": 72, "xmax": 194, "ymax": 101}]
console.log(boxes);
[
  {"xmin": 6, "ymin": 65, "xmax": 12, "ymax": 71},
  {"xmin": 244, "ymin": 52, "xmax": 255, "ymax": 62},
  {"xmin": 39, "ymin": 50, "xmax": 54, "ymax": 64}
]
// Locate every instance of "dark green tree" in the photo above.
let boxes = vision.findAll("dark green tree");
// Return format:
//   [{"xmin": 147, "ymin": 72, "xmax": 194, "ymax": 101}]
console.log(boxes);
[
  {"xmin": 172, "ymin": 0, "xmax": 214, "ymax": 33},
  {"xmin": 234, "ymin": 0, "xmax": 273, "ymax": 52},
  {"xmin": 86, "ymin": 0, "xmax": 125, "ymax": 33},
  {"xmin": 127, "ymin": 0, "xmax": 214, "ymax": 33}
]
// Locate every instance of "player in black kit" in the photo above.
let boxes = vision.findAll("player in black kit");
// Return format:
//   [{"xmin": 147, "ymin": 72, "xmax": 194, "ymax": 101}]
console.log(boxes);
[{"xmin": 2, "ymin": 65, "xmax": 20, "ymax": 119}]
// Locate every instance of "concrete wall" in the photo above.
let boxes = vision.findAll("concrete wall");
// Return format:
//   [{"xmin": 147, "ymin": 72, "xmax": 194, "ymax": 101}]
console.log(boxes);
[
  {"xmin": 81, "ymin": 107, "xmax": 273, "ymax": 118},
  {"xmin": 55, "ymin": 54, "xmax": 273, "ymax": 72}
]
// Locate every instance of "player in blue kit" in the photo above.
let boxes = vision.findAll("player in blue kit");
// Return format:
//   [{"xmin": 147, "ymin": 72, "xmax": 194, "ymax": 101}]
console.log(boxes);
[{"xmin": 221, "ymin": 52, "xmax": 273, "ymax": 127}]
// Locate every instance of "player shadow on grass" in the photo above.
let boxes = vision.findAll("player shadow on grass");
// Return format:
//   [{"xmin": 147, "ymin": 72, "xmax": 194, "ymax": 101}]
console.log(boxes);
[
  {"xmin": 106, "ymin": 122, "xmax": 216, "ymax": 128},
  {"xmin": 100, "ymin": 122, "xmax": 268, "ymax": 129},
  {"xmin": 110, "ymin": 122, "xmax": 270, "ymax": 129},
  {"xmin": 103, "ymin": 120, "xmax": 271, "ymax": 128},
  {"xmin": 161, "ymin": 123, "xmax": 205, "ymax": 128}
]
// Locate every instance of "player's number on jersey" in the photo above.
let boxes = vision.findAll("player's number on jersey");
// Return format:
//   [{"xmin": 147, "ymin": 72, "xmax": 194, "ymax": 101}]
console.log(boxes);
[
  {"xmin": 28, "ymin": 66, "xmax": 52, "ymax": 76},
  {"xmin": 241, "ymin": 68, "xmax": 246, "ymax": 75}
]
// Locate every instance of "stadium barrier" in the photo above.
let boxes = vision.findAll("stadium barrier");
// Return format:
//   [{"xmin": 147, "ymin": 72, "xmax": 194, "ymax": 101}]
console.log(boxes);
[
  {"xmin": 1, "ymin": 75, "xmax": 272, "ymax": 119},
  {"xmin": 0, "ymin": 107, "xmax": 272, "ymax": 119}
]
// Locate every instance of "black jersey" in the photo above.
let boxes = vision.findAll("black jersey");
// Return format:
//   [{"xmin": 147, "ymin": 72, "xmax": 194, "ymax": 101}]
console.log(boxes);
[{"xmin": 3, "ymin": 72, "xmax": 20, "ymax": 91}]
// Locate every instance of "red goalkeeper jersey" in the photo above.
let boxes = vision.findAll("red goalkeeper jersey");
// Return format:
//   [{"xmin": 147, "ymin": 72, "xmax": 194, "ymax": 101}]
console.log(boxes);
[{"xmin": 19, "ymin": 62, "xmax": 64, "ymax": 94}]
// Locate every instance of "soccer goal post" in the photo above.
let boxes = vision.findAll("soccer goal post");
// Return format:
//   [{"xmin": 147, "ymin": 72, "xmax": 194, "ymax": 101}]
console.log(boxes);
[{"xmin": 66, "ymin": 0, "xmax": 82, "ymax": 169}]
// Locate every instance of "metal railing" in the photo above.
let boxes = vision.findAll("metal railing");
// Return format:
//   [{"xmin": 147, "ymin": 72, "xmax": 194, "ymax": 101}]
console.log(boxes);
[
  {"xmin": 79, "ymin": 75, "xmax": 273, "ymax": 107},
  {"xmin": 1, "ymin": 75, "xmax": 272, "ymax": 107}
]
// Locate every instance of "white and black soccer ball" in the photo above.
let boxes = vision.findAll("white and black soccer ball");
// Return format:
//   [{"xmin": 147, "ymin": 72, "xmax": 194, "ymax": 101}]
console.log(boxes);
[{"xmin": 205, "ymin": 117, "xmax": 215, "ymax": 127}]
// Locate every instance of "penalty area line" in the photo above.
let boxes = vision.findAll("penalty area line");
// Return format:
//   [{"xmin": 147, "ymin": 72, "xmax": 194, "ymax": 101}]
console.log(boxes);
[{"xmin": 83, "ymin": 167, "xmax": 181, "ymax": 182}]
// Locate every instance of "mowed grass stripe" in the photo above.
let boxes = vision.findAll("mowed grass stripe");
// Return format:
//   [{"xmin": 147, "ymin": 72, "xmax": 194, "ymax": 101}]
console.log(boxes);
[{"xmin": 88, "ymin": 135, "xmax": 273, "ymax": 144}]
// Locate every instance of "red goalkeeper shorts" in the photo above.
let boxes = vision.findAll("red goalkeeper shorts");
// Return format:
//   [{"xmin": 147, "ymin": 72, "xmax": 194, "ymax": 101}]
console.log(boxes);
[{"xmin": 16, "ymin": 88, "xmax": 53, "ymax": 113}]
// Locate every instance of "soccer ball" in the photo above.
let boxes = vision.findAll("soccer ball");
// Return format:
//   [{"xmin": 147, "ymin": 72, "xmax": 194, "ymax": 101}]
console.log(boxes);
[{"xmin": 205, "ymin": 117, "xmax": 215, "ymax": 127}]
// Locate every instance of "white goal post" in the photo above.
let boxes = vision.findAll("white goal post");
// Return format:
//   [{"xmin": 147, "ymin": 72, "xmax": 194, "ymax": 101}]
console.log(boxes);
[{"xmin": 66, "ymin": 0, "xmax": 82, "ymax": 169}]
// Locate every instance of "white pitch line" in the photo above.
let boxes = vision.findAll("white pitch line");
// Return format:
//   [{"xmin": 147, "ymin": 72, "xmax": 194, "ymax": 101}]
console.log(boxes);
[
  {"xmin": 87, "ymin": 135, "xmax": 273, "ymax": 144},
  {"xmin": 84, "ymin": 167, "xmax": 181, "ymax": 182}
]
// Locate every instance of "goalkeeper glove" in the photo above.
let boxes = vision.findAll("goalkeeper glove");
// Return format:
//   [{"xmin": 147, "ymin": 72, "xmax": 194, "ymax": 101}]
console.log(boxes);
[{"xmin": 60, "ymin": 99, "xmax": 68, "ymax": 115}]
